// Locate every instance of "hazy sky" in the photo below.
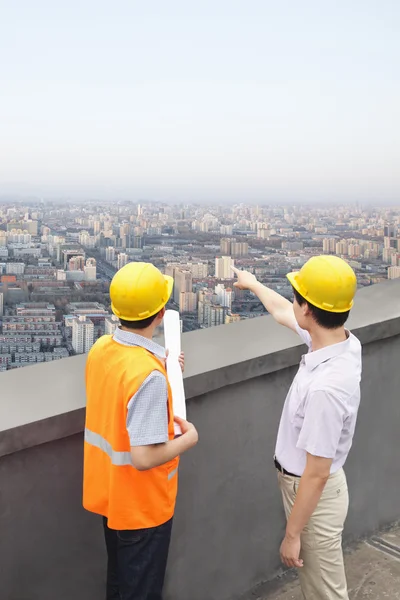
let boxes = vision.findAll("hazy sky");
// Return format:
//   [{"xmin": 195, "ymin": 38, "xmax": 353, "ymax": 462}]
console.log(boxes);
[{"xmin": 1, "ymin": 0, "xmax": 399, "ymax": 202}]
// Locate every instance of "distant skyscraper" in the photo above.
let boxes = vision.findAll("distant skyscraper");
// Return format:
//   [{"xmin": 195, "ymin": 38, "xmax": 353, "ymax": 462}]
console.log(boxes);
[
  {"xmin": 220, "ymin": 238, "xmax": 248, "ymax": 257},
  {"xmin": 117, "ymin": 253, "xmax": 129, "ymax": 270},
  {"xmin": 174, "ymin": 269, "xmax": 193, "ymax": 304},
  {"xmin": 335, "ymin": 241, "xmax": 348, "ymax": 256},
  {"xmin": 215, "ymin": 256, "xmax": 234, "ymax": 279},
  {"xmin": 384, "ymin": 237, "xmax": 398, "ymax": 249},
  {"xmin": 69, "ymin": 255, "xmax": 85, "ymax": 271},
  {"xmin": 106, "ymin": 246, "xmax": 116, "ymax": 262},
  {"xmin": 179, "ymin": 291, "xmax": 197, "ymax": 313},
  {"xmin": 384, "ymin": 225, "xmax": 397, "ymax": 238},
  {"xmin": 72, "ymin": 316, "xmax": 94, "ymax": 354},
  {"xmin": 215, "ymin": 284, "xmax": 233, "ymax": 309},
  {"xmin": 84, "ymin": 258, "xmax": 97, "ymax": 281},
  {"xmin": 188, "ymin": 262, "xmax": 208, "ymax": 279},
  {"xmin": 388, "ymin": 266, "xmax": 400, "ymax": 280},
  {"xmin": 220, "ymin": 225, "xmax": 233, "ymax": 235},
  {"xmin": 105, "ymin": 315, "xmax": 120, "ymax": 335},
  {"xmin": 323, "ymin": 238, "xmax": 336, "ymax": 253},
  {"xmin": 220, "ymin": 238, "xmax": 232, "ymax": 255},
  {"xmin": 0, "ymin": 292, "xmax": 3, "ymax": 316}
]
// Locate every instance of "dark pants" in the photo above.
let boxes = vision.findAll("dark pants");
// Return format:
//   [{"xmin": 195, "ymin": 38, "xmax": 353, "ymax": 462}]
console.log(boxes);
[{"xmin": 102, "ymin": 517, "xmax": 173, "ymax": 600}]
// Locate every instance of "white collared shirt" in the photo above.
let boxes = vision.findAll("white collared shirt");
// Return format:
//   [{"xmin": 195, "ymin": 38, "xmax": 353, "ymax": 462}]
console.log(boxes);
[{"xmin": 275, "ymin": 324, "xmax": 362, "ymax": 476}]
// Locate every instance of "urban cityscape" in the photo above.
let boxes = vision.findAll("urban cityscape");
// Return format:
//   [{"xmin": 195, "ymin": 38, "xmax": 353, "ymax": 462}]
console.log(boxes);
[{"xmin": 0, "ymin": 199, "xmax": 399, "ymax": 372}]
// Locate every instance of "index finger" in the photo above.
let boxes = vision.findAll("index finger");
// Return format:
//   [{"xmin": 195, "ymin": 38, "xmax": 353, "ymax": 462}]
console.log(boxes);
[{"xmin": 231, "ymin": 266, "xmax": 239, "ymax": 274}]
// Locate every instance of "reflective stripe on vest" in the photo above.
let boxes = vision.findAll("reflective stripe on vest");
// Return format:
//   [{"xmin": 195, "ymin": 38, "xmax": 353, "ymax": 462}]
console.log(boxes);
[{"xmin": 85, "ymin": 428, "xmax": 178, "ymax": 480}]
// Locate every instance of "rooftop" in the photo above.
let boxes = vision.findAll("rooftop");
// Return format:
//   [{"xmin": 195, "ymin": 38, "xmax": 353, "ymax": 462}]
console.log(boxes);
[{"xmin": 0, "ymin": 279, "xmax": 399, "ymax": 600}]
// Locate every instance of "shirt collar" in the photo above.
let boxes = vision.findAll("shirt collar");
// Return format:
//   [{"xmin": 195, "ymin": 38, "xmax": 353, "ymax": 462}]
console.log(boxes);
[
  {"xmin": 113, "ymin": 327, "xmax": 166, "ymax": 359},
  {"xmin": 303, "ymin": 331, "xmax": 351, "ymax": 371}
]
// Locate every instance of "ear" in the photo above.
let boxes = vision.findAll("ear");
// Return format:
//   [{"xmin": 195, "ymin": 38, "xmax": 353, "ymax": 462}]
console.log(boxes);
[
  {"xmin": 158, "ymin": 307, "xmax": 166, "ymax": 321},
  {"xmin": 302, "ymin": 302, "xmax": 311, "ymax": 318}
]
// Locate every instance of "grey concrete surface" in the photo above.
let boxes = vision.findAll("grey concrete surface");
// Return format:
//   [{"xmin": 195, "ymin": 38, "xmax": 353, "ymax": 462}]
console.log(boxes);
[
  {"xmin": 252, "ymin": 528, "xmax": 400, "ymax": 599},
  {"xmin": 0, "ymin": 280, "xmax": 399, "ymax": 599}
]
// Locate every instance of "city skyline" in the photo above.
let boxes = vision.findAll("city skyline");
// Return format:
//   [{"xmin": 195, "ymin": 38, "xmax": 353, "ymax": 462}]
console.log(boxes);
[
  {"xmin": 1, "ymin": 1, "xmax": 400, "ymax": 203},
  {"xmin": 1, "ymin": 198, "xmax": 400, "ymax": 371}
]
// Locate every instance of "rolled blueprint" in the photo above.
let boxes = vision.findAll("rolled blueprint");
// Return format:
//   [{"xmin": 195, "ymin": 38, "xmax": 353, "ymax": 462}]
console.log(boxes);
[{"xmin": 164, "ymin": 310, "xmax": 186, "ymax": 435}]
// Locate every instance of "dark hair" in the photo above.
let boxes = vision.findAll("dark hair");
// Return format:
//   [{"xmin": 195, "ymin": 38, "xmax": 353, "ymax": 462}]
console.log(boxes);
[
  {"xmin": 119, "ymin": 312, "xmax": 160, "ymax": 330},
  {"xmin": 293, "ymin": 289, "xmax": 350, "ymax": 330}
]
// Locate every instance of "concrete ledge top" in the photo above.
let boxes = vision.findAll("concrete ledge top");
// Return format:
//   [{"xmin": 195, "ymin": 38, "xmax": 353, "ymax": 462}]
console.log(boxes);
[{"xmin": 1, "ymin": 278, "xmax": 400, "ymax": 457}]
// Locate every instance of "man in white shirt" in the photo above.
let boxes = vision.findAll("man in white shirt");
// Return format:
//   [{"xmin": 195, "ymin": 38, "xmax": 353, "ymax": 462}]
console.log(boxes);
[{"xmin": 232, "ymin": 256, "xmax": 361, "ymax": 600}]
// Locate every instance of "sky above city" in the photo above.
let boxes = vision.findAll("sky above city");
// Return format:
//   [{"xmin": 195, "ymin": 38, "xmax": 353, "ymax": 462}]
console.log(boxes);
[{"xmin": 0, "ymin": 0, "xmax": 399, "ymax": 203}]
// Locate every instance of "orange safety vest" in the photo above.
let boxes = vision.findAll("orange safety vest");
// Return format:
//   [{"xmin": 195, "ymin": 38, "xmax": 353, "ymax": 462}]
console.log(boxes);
[{"xmin": 83, "ymin": 335, "xmax": 179, "ymax": 530}]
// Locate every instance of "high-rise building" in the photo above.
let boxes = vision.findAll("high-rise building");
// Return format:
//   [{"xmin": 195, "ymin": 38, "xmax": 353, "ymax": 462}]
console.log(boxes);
[
  {"xmin": 105, "ymin": 315, "xmax": 120, "ymax": 335},
  {"xmin": 220, "ymin": 225, "xmax": 233, "ymax": 235},
  {"xmin": 207, "ymin": 304, "xmax": 226, "ymax": 328},
  {"xmin": 335, "ymin": 241, "xmax": 348, "ymax": 256},
  {"xmin": 220, "ymin": 239, "xmax": 249, "ymax": 257},
  {"xmin": 62, "ymin": 247, "xmax": 85, "ymax": 269},
  {"xmin": 220, "ymin": 238, "xmax": 232, "ymax": 255},
  {"xmin": 391, "ymin": 253, "xmax": 400, "ymax": 267},
  {"xmin": 69, "ymin": 255, "xmax": 85, "ymax": 271},
  {"xmin": 384, "ymin": 225, "xmax": 397, "ymax": 238},
  {"xmin": 348, "ymin": 244, "xmax": 361, "ymax": 258},
  {"xmin": 388, "ymin": 266, "xmax": 400, "ymax": 280},
  {"xmin": 197, "ymin": 289, "xmax": 213, "ymax": 325},
  {"xmin": 106, "ymin": 246, "xmax": 116, "ymax": 262},
  {"xmin": 384, "ymin": 237, "xmax": 398, "ymax": 250},
  {"xmin": 84, "ymin": 258, "xmax": 97, "ymax": 281},
  {"xmin": 187, "ymin": 262, "xmax": 208, "ymax": 278},
  {"xmin": 215, "ymin": 256, "xmax": 234, "ymax": 279},
  {"xmin": 215, "ymin": 284, "xmax": 233, "ymax": 309},
  {"xmin": 383, "ymin": 247, "xmax": 396, "ymax": 263},
  {"xmin": 72, "ymin": 316, "xmax": 94, "ymax": 354},
  {"xmin": 179, "ymin": 291, "xmax": 197, "ymax": 313},
  {"xmin": 117, "ymin": 253, "xmax": 129, "ymax": 270},
  {"xmin": 231, "ymin": 241, "xmax": 249, "ymax": 257},
  {"xmin": 165, "ymin": 264, "xmax": 179, "ymax": 278},
  {"xmin": 174, "ymin": 269, "xmax": 193, "ymax": 304},
  {"xmin": 323, "ymin": 238, "xmax": 336, "ymax": 253},
  {"xmin": 0, "ymin": 292, "xmax": 3, "ymax": 316}
]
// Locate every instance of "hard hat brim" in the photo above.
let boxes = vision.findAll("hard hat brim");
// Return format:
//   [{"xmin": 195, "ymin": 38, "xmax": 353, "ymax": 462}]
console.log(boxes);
[{"xmin": 286, "ymin": 271, "xmax": 299, "ymax": 293}]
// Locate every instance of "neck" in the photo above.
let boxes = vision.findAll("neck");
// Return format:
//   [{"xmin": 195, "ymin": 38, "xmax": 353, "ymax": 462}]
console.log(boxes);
[
  {"xmin": 309, "ymin": 325, "xmax": 347, "ymax": 351},
  {"xmin": 120, "ymin": 325, "xmax": 156, "ymax": 340}
]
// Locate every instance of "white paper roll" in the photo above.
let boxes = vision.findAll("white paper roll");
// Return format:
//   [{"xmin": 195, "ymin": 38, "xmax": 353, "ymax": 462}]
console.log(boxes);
[{"xmin": 164, "ymin": 310, "xmax": 186, "ymax": 435}]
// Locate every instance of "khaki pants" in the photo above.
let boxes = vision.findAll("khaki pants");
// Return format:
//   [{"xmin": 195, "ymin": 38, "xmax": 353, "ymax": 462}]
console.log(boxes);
[{"xmin": 278, "ymin": 468, "xmax": 349, "ymax": 600}]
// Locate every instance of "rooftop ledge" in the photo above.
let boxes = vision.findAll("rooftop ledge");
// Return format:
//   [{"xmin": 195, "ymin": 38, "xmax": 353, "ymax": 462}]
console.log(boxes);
[{"xmin": 1, "ymin": 279, "xmax": 400, "ymax": 458}]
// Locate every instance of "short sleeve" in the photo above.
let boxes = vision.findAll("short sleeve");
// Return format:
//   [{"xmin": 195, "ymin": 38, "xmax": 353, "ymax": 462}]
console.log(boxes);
[
  {"xmin": 126, "ymin": 371, "xmax": 169, "ymax": 446},
  {"xmin": 295, "ymin": 322, "xmax": 312, "ymax": 348},
  {"xmin": 296, "ymin": 390, "xmax": 346, "ymax": 459}
]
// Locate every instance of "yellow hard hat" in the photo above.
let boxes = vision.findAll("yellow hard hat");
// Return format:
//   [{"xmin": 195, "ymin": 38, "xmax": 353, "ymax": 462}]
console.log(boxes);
[
  {"xmin": 287, "ymin": 255, "xmax": 357, "ymax": 313},
  {"xmin": 110, "ymin": 262, "xmax": 173, "ymax": 321}
]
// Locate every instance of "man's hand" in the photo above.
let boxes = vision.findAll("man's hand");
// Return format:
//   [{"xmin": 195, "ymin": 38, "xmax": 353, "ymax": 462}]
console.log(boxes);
[
  {"xmin": 231, "ymin": 266, "xmax": 258, "ymax": 291},
  {"xmin": 174, "ymin": 415, "xmax": 198, "ymax": 448},
  {"xmin": 280, "ymin": 533, "xmax": 303, "ymax": 569},
  {"xmin": 164, "ymin": 350, "xmax": 185, "ymax": 373}
]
